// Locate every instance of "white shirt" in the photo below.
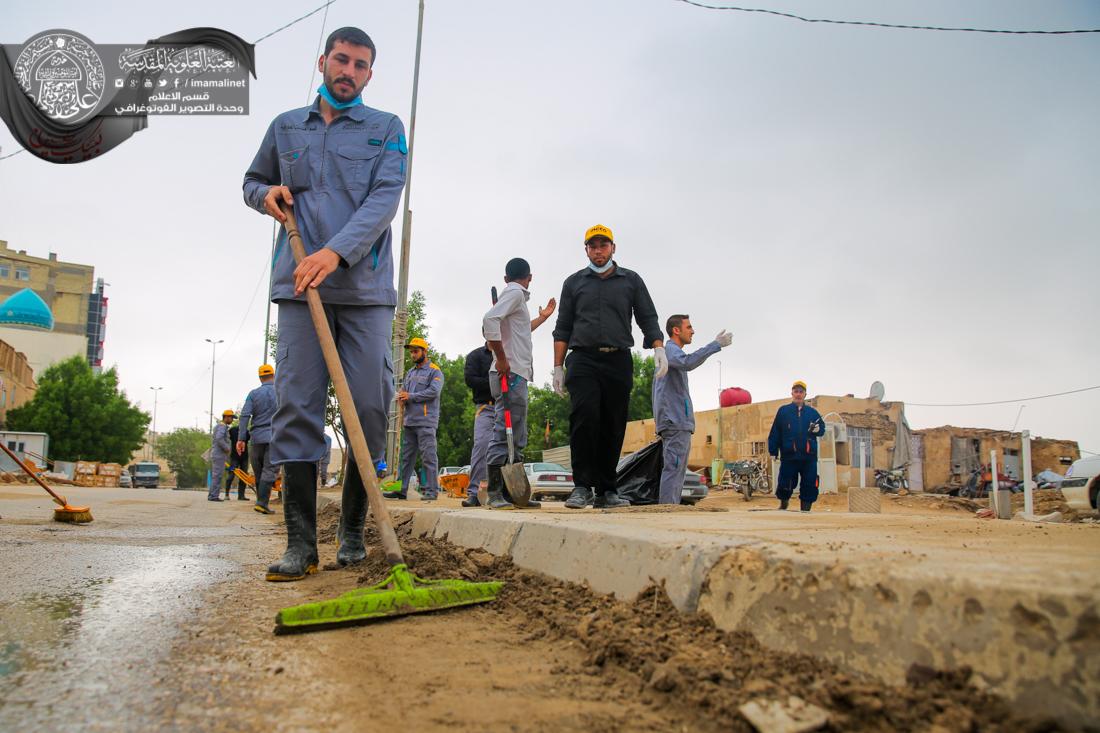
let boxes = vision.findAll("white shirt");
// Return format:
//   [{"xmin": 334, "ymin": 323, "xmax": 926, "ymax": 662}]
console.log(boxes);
[{"xmin": 481, "ymin": 282, "xmax": 533, "ymax": 382}]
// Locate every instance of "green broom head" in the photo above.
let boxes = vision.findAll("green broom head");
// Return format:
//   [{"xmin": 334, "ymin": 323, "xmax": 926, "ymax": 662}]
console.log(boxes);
[{"xmin": 273, "ymin": 563, "xmax": 503, "ymax": 634}]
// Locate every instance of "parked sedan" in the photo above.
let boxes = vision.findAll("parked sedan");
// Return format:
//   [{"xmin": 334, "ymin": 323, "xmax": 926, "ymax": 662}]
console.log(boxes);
[
  {"xmin": 524, "ymin": 462, "xmax": 574, "ymax": 501},
  {"xmin": 681, "ymin": 469, "xmax": 708, "ymax": 505}
]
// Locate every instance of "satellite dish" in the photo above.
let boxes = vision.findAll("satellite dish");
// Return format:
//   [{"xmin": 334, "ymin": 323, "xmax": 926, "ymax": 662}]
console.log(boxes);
[{"xmin": 868, "ymin": 381, "xmax": 885, "ymax": 402}]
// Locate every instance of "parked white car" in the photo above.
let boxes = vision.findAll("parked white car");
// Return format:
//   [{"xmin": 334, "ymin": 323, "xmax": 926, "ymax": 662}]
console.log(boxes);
[{"xmin": 1061, "ymin": 455, "xmax": 1100, "ymax": 511}]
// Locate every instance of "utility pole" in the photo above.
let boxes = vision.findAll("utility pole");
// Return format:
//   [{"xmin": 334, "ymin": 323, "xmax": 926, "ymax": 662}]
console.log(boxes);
[
  {"xmin": 149, "ymin": 386, "xmax": 163, "ymax": 459},
  {"xmin": 204, "ymin": 338, "xmax": 223, "ymax": 433},
  {"xmin": 386, "ymin": 0, "xmax": 426, "ymax": 472},
  {"xmin": 716, "ymin": 360, "xmax": 724, "ymax": 462}
]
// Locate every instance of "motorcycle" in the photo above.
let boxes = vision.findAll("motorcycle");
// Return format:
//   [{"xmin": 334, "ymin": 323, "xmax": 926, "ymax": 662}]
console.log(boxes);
[
  {"xmin": 875, "ymin": 463, "xmax": 910, "ymax": 494},
  {"xmin": 725, "ymin": 459, "xmax": 771, "ymax": 501},
  {"xmin": 956, "ymin": 464, "xmax": 1021, "ymax": 500}
]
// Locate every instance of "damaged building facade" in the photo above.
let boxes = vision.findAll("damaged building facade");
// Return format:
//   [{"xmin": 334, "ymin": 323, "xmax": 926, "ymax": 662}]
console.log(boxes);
[{"xmin": 621, "ymin": 395, "xmax": 1079, "ymax": 493}]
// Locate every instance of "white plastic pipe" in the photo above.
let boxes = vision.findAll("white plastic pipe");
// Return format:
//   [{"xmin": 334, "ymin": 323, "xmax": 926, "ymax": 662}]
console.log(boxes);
[
  {"xmin": 1021, "ymin": 430, "xmax": 1034, "ymax": 515},
  {"xmin": 859, "ymin": 443, "xmax": 866, "ymax": 489},
  {"xmin": 990, "ymin": 450, "xmax": 999, "ymax": 513}
]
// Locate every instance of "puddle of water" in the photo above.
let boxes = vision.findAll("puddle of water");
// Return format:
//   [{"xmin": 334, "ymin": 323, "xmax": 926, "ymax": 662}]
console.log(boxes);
[{"xmin": 0, "ymin": 544, "xmax": 238, "ymax": 732}]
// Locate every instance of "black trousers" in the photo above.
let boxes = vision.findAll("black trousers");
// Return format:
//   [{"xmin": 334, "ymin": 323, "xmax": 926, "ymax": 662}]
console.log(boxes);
[
  {"xmin": 225, "ymin": 448, "xmax": 248, "ymax": 491},
  {"xmin": 565, "ymin": 349, "xmax": 633, "ymax": 495}
]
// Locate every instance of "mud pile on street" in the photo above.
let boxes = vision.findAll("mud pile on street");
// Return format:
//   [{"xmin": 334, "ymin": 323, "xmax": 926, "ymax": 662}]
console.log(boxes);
[{"xmin": 324, "ymin": 510, "xmax": 1064, "ymax": 732}]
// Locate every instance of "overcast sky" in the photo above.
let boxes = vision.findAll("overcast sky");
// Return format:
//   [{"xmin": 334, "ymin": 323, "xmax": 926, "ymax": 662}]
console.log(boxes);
[{"xmin": 1, "ymin": 0, "xmax": 1097, "ymax": 455}]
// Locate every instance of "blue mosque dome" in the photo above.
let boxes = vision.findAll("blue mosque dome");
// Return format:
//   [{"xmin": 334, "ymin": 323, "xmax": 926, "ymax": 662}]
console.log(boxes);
[{"xmin": 0, "ymin": 288, "xmax": 54, "ymax": 330}]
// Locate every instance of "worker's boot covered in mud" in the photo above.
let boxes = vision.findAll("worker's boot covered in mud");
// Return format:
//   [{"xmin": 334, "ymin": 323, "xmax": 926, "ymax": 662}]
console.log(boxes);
[
  {"xmin": 336, "ymin": 462, "xmax": 368, "ymax": 566},
  {"xmin": 266, "ymin": 462, "xmax": 319, "ymax": 582},
  {"xmin": 461, "ymin": 487, "xmax": 481, "ymax": 507},
  {"xmin": 486, "ymin": 465, "xmax": 514, "ymax": 510},
  {"xmin": 800, "ymin": 500, "xmax": 813, "ymax": 513},
  {"xmin": 564, "ymin": 486, "xmax": 592, "ymax": 509},
  {"xmin": 254, "ymin": 480, "xmax": 275, "ymax": 515}
]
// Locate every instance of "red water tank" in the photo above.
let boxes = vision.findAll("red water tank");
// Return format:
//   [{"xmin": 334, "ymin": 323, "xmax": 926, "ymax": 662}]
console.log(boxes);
[{"xmin": 719, "ymin": 387, "xmax": 752, "ymax": 407}]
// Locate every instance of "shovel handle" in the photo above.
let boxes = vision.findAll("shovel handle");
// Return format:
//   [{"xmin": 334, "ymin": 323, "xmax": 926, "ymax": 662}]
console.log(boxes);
[
  {"xmin": 501, "ymin": 373, "xmax": 515, "ymax": 462},
  {"xmin": 280, "ymin": 203, "xmax": 404, "ymax": 567}
]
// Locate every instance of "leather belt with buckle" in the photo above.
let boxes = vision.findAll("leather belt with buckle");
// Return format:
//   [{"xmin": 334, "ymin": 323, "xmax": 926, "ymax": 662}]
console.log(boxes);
[{"xmin": 597, "ymin": 346, "xmax": 620, "ymax": 353}]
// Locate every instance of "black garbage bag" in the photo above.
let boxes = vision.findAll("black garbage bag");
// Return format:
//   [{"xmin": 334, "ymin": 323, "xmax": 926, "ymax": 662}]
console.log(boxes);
[{"xmin": 615, "ymin": 437, "xmax": 664, "ymax": 505}]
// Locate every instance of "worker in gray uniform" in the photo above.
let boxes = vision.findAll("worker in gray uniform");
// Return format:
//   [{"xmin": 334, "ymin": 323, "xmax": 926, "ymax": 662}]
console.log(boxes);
[
  {"xmin": 242, "ymin": 26, "xmax": 407, "ymax": 580},
  {"xmin": 209, "ymin": 410, "xmax": 234, "ymax": 502},
  {"xmin": 393, "ymin": 338, "xmax": 443, "ymax": 501},
  {"xmin": 238, "ymin": 364, "xmax": 279, "ymax": 515},
  {"xmin": 652, "ymin": 315, "xmax": 731, "ymax": 504},
  {"xmin": 461, "ymin": 343, "xmax": 495, "ymax": 507},
  {"xmin": 482, "ymin": 257, "xmax": 556, "ymax": 509}
]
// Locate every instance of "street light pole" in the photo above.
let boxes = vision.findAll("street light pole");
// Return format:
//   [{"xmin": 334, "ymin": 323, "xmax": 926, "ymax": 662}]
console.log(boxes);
[
  {"xmin": 149, "ymin": 386, "xmax": 163, "ymax": 459},
  {"xmin": 204, "ymin": 338, "xmax": 223, "ymax": 433},
  {"xmin": 386, "ymin": 0, "xmax": 427, "ymax": 471}
]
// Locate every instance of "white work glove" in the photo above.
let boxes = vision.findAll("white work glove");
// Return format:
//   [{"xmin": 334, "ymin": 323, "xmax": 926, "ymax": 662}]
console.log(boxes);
[
  {"xmin": 716, "ymin": 330, "xmax": 733, "ymax": 348},
  {"xmin": 653, "ymin": 346, "xmax": 668, "ymax": 379},
  {"xmin": 553, "ymin": 365, "xmax": 567, "ymax": 396}
]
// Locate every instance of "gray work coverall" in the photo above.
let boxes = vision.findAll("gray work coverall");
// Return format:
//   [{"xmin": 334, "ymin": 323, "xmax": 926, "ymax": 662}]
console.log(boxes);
[
  {"xmin": 239, "ymin": 381, "xmax": 279, "ymax": 504},
  {"xmin": 209, "ymin": 423, "xmax": 231, "ymax": 499},
  {"xmin": 242, "ymin": 97, "xmax": 407, "ymax": 471},
  {"xmin": 652, "ymin": 340, "xmax": 720, "ymax": 504},
  {"xmin": 399, "ymin": 361, "xmax": 444, "ymax": 498}
]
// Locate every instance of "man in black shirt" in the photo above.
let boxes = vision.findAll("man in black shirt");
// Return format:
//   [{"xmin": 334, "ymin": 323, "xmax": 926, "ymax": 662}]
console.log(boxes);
[
  {"xmin": 462, "ymin": 343, "xmax": 495, "ymax": 507},
  {"xmin": 225, "ymin": 422, "xmax": 249, "ymax": 500},
  {"xmin": 553, "ymin": 224, "xmax": 667, "ymax": 509}
]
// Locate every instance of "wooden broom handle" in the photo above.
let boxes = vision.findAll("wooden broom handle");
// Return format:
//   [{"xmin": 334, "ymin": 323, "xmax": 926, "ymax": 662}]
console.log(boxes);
[
  {"xmin": 280, "ymin": 204, "xmax": 404, "ymax": 567},
  {"xmin": 0, "ymin": 441, "xmax": 66, "ymax": 507}
]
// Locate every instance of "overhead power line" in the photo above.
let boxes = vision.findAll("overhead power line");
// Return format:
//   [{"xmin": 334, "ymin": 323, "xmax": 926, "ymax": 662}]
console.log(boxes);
[
  {"xmin": 907, "ymin": 385, "xmax": 1100, "ymax": 408},
  {"xmin": 672, "ymin": 0, "xmax": 1100, "ymax": 34},
  {"xmin": 254, "ymin": 0, "xmax": 338, "ymax": 44}
]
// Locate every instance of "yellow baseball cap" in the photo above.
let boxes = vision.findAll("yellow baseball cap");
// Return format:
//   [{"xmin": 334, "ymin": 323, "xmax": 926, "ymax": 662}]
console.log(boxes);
[
  {"xmin": 222, "ymin": 409, "xmax": 236, "ymax": 418},
  {"xmin": 584, "ymin": 224, "xmax": 614, "ymax": 244},
  {"xmin": 792, "ymin": 380, "xmax": 807, "ymax": 391},
  {"xmin": 407, "ymin": 337, "xmax": 429, "ymax": 351},
  {"xmin": 258, "ymin": 364, "xmax": 275, "ymax": 377}
]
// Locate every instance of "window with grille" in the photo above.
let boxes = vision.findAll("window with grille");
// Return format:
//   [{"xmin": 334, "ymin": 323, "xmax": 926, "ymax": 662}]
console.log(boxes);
[
  {"xmin": 751, "ymin": 441, "xmax": 766, "ymax": 455},
  {"xmin": 15, "ymin": 267, "xmax": 29, "ymax": 281},
  {"xmin": 849, "ymin": 427, "xmax": 873, "ymax": 469},
  {"xmin": 0, "ymin": 264, "xmax": 9, "ymax": 278}
]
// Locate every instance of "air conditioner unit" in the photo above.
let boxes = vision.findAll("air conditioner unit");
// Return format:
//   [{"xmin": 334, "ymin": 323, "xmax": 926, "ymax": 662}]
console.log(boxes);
[{"xmin": 828, "ymin": 422, "xmax": 848, "ymax": 443}]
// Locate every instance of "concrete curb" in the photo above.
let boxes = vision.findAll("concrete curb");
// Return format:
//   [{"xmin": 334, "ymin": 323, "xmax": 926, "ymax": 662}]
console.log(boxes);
[{"xmin": 396, "ymin": 506, "xmax": 1098, "ymax": 728}]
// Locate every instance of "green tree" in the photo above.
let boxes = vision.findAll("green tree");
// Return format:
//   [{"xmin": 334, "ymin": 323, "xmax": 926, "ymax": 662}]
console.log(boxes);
[
  {"xmin": 157, "ymin": 427, "xmax": 211, "ymax": 488},
  {"xmin": 628, "ymin": 351, "xmax": 655, "ymax": 422},
  {"xmin": 526, "ymin": 382, "xmax": 570, "ymax": 457},
  {"xmin": 6, "ymin": 356, "xmax": 149, "ymax": 464}
]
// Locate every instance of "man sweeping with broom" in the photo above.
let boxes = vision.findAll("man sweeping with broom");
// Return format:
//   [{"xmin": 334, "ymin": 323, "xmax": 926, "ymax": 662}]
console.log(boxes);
[{"xmin": 242, "ymin": 26, "xmax": 406, "ymax": 581}]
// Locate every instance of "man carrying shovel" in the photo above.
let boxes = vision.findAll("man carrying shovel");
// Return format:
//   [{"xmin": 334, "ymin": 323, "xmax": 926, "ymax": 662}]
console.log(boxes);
[
  {"xmin": 242, "ymin": 26, "xmax": 407, "ymax": 580},
  {"xmin": 482, "ymin": 258, "xmax": 556, "ymax": 509}
]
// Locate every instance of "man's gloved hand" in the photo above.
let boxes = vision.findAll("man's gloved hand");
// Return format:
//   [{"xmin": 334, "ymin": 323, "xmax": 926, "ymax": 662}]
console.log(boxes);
[
  {"xmin": 716, "ymin": 330, "xmax": 733, "ymax": 348},
  {"xmin": 653, "ymin": 346, "xmax": 668, "ymax": 379},
  {"xmin": 553, "ymin": 365, "xmax": 567, "ymax": 396}
]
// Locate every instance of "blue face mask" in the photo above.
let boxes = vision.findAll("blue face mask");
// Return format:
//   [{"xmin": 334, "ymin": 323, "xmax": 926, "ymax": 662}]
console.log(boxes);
[
  {"xmin": 317, "ymin": 83, "xmax": 362, "ymax": 110},
  {"xmin": 588, "ymin": 260, "xmax": 614, "ymax": 274}
]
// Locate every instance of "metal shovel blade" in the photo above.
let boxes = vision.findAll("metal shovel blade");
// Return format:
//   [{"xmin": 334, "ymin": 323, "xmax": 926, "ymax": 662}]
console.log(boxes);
[{"xmin": 501, "ymin": 462, "xmax": 532, "ymax": 507}]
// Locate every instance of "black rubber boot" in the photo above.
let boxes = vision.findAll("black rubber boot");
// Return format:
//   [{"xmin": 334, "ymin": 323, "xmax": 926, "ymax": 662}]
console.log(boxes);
[
  {"xmin": 336, "ymin": 463, "xmax": 368, "ymax": 567},
  {"xmin": 779, "ymin": 498, "xmax": 789, "ymax": 511},
  {"xmin": 486, "ymin": 465, "xmax": 514, "ymax": 510},
  {"xmin": 564, "ymin": 486, "xmax": 593, "ymax": 509},
  {"xmin": 461, "ymin": 489, "xmax": 481, "ymax": 507},
  {"xmin": 254, "ymin": 480, "xmax": 275, "ymax": 514},
  {"xmin": 800, "ymin": 500, "xmax": 812, "ymax": 513},
  {"xmin": 265, "ymin": 462, "xmax": 319, "ymax": 582},
  {"xmin": 594, "ymin": 491, "xmax": 630, "ymax": 509}
]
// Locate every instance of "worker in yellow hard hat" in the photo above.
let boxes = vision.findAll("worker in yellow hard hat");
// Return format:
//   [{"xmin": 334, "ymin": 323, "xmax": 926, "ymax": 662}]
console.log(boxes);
[
  {"xmin": 238, "ymin": 365, "xmax": 278, "ymax": 512},
  {"xmin": 767, "ymin": 380, "xmax": 825, "ymax": 512},
  {"xmin": 209, "ymin": 410, "xmax": 236, "ymax": 502},
  {"xmin": 391, "ymin": 337, "xmax": 444, "ymax": 501}
]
